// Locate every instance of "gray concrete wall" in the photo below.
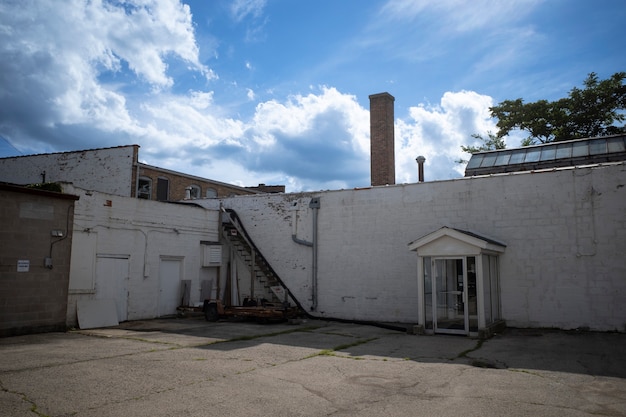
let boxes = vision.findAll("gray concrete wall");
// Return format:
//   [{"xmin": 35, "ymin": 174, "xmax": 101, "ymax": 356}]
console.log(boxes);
[{"xmin": 213, "ymin": 163, "xmax": 626, "ymax": 331}]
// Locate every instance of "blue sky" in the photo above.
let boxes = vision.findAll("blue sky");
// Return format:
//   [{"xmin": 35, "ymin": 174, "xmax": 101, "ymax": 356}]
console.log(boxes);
[{"xmin": 1, "ymin": 0, "xmax": 624, "ymax": 192}]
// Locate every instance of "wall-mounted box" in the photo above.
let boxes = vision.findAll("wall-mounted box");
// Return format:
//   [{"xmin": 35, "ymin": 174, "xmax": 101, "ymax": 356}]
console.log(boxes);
[{"xmin": 202, "ymin": 243, "xmax": 222, "ymax": 267}]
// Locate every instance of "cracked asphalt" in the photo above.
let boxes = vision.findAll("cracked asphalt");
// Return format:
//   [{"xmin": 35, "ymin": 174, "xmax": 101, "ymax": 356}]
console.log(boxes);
[{"xmin": 1, "ymin": 318, "xmax": 625, "ymax": 417}]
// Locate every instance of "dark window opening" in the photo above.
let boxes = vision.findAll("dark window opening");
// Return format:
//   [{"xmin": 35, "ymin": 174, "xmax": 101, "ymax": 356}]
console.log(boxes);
[
  {"xmin": 157, "ymin": 178, "xmax": 169, "ymax": 201},
  {"xmin": 138, "ymin": 177, "xmax": 152, "ymax": 199}
]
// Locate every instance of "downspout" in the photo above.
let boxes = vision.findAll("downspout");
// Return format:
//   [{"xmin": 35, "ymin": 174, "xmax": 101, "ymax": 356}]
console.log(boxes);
[
  {"xmin": 309, "ymin": 197, "xmax": 320, "ymax": 311},
  {"xmin": 291, "ymin": 197, "xmax": 320, "ymax": 311}
]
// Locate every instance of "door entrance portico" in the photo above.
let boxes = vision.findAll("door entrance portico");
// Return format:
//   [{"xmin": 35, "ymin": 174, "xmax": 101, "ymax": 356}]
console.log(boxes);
[{"xmin": 409, "ymin": 227, "xmax": 506, "ymax": 338}]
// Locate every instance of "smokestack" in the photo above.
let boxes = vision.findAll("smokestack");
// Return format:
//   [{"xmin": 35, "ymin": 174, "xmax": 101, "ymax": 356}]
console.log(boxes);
[
  {"xmin": 369, "ymin": 92, "xmax": 395, "ymax": 186},
  {"xmin": 416, "ymin": 156, "xmax": 426, "ymax": 182}
]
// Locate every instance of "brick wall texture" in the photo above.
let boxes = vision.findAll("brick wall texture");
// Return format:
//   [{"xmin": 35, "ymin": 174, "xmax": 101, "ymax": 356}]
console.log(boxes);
[
  {"xmin": 137, "ymin": 165, "xmax": 258, "ymax": 201},
  {"xmin": 369, "ymin": 92, "xmax": 395, "ymax": 186}
]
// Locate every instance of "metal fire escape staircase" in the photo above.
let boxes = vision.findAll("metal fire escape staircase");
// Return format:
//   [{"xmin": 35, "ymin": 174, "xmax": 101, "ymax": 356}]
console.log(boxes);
[{"xmin": 221, "ymin": 208, "xmax": 303, "ymax": 310}]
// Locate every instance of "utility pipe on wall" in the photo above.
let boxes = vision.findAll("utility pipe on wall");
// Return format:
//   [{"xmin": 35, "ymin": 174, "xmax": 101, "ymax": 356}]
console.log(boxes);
[
  {"xmin": 291, "ymin": 201, "xmax": 313, "ymax": 247},
  {"xmin": 309, "ymin": 197, "xmax": 320, "ymax": 311},
  {"xmin": 291, "ymin": 197, "xmax": 320, "ymax": 311}
]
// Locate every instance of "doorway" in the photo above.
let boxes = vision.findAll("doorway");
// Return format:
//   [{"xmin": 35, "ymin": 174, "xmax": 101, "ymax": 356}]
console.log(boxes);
[
  {"xmin": 409, "ymin": 227, "xmax": 506, "ymax": 337},
  {"xmin": 95, "ymin": 255, "xmax": 129, "ymax": 322},
  {"xmin": 432, "ymin": 257, "xmax": 477, "ymax": 335},
  {"xmin": 158, "ymin": 257, "xmax": 183, "ymax": 317}
]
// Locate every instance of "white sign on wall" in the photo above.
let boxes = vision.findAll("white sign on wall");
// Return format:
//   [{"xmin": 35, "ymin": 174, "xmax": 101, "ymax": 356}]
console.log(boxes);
[{"xmin": 17, "ymin": 259, "xmax": 30, "ymax": 272}]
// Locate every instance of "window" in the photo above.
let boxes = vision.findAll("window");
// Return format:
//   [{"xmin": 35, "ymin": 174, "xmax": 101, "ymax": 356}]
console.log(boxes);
[
  {"xmin": 206, "ymin": 187, "xmax": 217, "ymax": 198},
  {"xmin": 157, "ymin": 177, "xmax": 169, "ymax": 201},
  {"xmin": 189, "ymin": 185, "xmax": 201, "ymax": 199},
  {"xmin": 137, "ymin": 177, "xmax": 152, "ymax": 199}
]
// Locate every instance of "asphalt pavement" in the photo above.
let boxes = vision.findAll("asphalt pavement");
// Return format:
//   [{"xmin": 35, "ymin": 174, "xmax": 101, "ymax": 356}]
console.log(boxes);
[{"xmin": 1, "ymin": 317, "xmax": 625, "ymax": 417}]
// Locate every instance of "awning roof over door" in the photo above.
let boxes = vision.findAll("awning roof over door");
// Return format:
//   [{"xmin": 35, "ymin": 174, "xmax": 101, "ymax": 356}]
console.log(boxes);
[{"xmin": 408, "ymin": 227, "xmax": 506, "ymax": 256}]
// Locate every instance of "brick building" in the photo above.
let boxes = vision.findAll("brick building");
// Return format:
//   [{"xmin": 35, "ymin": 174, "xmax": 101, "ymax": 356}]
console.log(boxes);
[
  {"xmin": 0, "ymin": 145, "xmax": 284, "ymax": 202},
  {"xmin": 136, "ymin": 162, "xmax": 264, "ymax": 201}
]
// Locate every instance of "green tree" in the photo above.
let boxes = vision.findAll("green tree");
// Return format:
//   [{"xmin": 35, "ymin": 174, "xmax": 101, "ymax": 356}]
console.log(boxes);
[
  {"xmin": 456, "ymin": 132, "xmax": 505, "ymax": 164},
  {"xmin": 491, "ymin": 72, "xmax": 626, "ymax": 146}
]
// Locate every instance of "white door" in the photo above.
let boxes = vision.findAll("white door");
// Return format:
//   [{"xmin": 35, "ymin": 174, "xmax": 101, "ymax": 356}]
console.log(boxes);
[
  {"xmin": 159, "ymin": 258, "xmax": 182, "ymax": 316},
  {"xmin": 95, "ymin": 256, "xmax": 129, "ymax": 322},
  {"xmin": 432, "ymin": 258, "xmax": 467, "ymax": 335}
]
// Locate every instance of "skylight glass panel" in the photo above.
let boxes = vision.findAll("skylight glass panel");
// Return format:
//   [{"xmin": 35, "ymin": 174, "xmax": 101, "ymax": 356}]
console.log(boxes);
[
  {"xmin": 494, "ymin": 151, "xmax": 512, "ymax": 166},
  {"xmin": 480, "ymin": 153, "xmax": 498, "ymax": 167},
  {"xmin": 555, "ymin": 143, "xmax": 572, "ymax": 159},
  {"xmin": 607, "ymin": 137, "xmax": 626, "ymax": 153},
  {"xmin": 466, "ymin": 154, "xmax": 484, "ymax": 169},
  {"xmin": 508, "ymin": 150, "xmax": 526, "ymax": 164},
  {"xmin": 539, "ymin": 145, "xmax": 557, "ymax": 161},
  {"xmin": 572, "ymin": 141, "xmax": 589, "ymax": 157},
  {"xmin": 589, "ymin": 139, "xmax": 607, "ymax": 155},
  {"xmin": 524, "ymin": 148, "xmax": 541, "ymax": 163}
]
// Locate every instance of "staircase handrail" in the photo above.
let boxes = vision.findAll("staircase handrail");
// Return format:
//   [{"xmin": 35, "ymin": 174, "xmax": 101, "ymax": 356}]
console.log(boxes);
[{"xmin": 221, "ymin": 207, "xmax": 306, "ymax": 311}]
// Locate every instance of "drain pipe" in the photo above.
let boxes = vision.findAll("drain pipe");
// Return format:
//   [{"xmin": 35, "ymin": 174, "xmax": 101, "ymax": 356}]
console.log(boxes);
[
  {"xmin": 291, "ymin": 197, "xmax": 320, "ymax": 311},
  {"xmin": 309, "ymin": 197, "xmax": 320, "ymax": 311},
  {"xmin": 291, "ymin": 201, "xmax": 313, "ymax": 247}
]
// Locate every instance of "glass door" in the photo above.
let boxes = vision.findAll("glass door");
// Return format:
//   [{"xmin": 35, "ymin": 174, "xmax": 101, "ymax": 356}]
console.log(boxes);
[{"xmin": 432, "ymin": 258, "xmax": 470, "ymax": 335}]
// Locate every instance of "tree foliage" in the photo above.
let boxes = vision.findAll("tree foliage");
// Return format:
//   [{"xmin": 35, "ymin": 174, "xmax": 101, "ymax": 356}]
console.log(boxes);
[
  {"xmin": 491, "ymin": 72, "xmax": 626, "ymax": 145},
  {"xmin": 457, "ymin": 132, "xmax": 505, "ymax": 164}
]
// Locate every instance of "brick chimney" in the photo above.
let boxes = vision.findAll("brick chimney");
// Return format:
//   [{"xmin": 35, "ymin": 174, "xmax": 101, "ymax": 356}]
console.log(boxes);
[{"xmin": 369, "ymin": 92, "xmax": 395, "ymax": 186}]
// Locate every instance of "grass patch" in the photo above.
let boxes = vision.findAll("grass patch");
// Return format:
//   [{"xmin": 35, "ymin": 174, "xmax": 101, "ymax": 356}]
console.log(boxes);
[
  {"xmin": 457, "ymin": 339, "xmax": 484, "ymax": 359},
  {"xmin": 333, "ymin": 337, "xmax": 378, "ymax": 351},
  {"xmin": 214, "ymin": 325, "xmax": 323, "ymax": 345},
  {"xmin": 304, "ymin": 337, "xmax": 378, "ymax": 360}
]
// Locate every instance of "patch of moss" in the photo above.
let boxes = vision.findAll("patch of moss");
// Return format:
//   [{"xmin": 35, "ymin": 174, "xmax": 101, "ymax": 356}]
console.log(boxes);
[{"xmin": 27, "ymin": 182, "xmax": 63, "ymax": 193}]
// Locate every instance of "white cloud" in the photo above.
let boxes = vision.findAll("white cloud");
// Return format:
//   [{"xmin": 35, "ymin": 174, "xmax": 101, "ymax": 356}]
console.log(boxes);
[
  {"xmin": 381, "ymin": 0, "xmax": 542, "ymax": 31},
  {"xmin": 140, "ymin": 91, "xmax": 246, "ymax": 151},
  {"xmin": 249, "ymin": 86, "xmax": 369, "ymax": 159},
  {"xmin": 230, "ymin": 0, "xmax": 267, "ymax": 22},
  {"xmin": 0, "ymin": 1, "xmax": 504, "ymax": 193},
  {"xmin": 128, "ymin": 87, "xmax": 501, "ymax": 191},
  {"xmin": 0, "ymin": 0, "xmax": 212, "ymax": 138},
  {"xmin": 120, "ymin": 86, "xmax": 371, "ymax": 191},
  {"xmin": 395, "ymin": 91, "xmax": 497, "ymax": 182}
]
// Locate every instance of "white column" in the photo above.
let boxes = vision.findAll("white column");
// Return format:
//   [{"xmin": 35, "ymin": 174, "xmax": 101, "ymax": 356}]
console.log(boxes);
[{"xmin": 416, "ymin": 255, "xmax": 425, "ymax": 327}]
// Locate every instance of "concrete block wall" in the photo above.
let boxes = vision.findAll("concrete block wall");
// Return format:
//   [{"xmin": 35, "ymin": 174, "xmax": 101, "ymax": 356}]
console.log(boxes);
[
  {"xmin": 0, "ymin": 145, "xmax": 136, "ymax": 196},
  {"xmin": 65, "ymin": 185, "xmax": 220, "ymax": 325},
  {"xmin": 0, "ymin": 185, "xmax": 78, "ymax": 336},
  {"xmin": 220, "ymin": 163, "xmax": 626, "ymax": 331}
]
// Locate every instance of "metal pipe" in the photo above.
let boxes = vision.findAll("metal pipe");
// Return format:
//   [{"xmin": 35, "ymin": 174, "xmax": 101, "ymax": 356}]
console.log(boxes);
[
  {"xmin": 309, "ymin": 198, "xmax": 320, "ymax": 311},
  {"xmin": 291, "ymin": 202, "xmax": 313, "ymax": 246},
  {"xmin": 416, "ymin": 155, "xmax": 426, "ymax": 182},
  {"xmin": 290, "ymin": 198, "xmax": 320, "ymax": 311}
]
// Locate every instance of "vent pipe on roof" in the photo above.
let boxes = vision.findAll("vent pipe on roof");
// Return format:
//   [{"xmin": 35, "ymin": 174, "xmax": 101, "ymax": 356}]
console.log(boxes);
[{"xmin": 416, "ymin": 156, "xmax": 426, "ymax": 182}]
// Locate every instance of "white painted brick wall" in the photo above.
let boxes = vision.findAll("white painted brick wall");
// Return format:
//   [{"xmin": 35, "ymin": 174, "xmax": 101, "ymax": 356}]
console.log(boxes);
[
  {"xmin": 65, "ymin": 185, "xmax": 220, "ymax": 325},
  {"xmin": 0, "ymin": 146, "xmax": 135, "ymax": 196},
  {"xmin": 220, "ymin": 163, "xmax": 626, "ymax": 331}
]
